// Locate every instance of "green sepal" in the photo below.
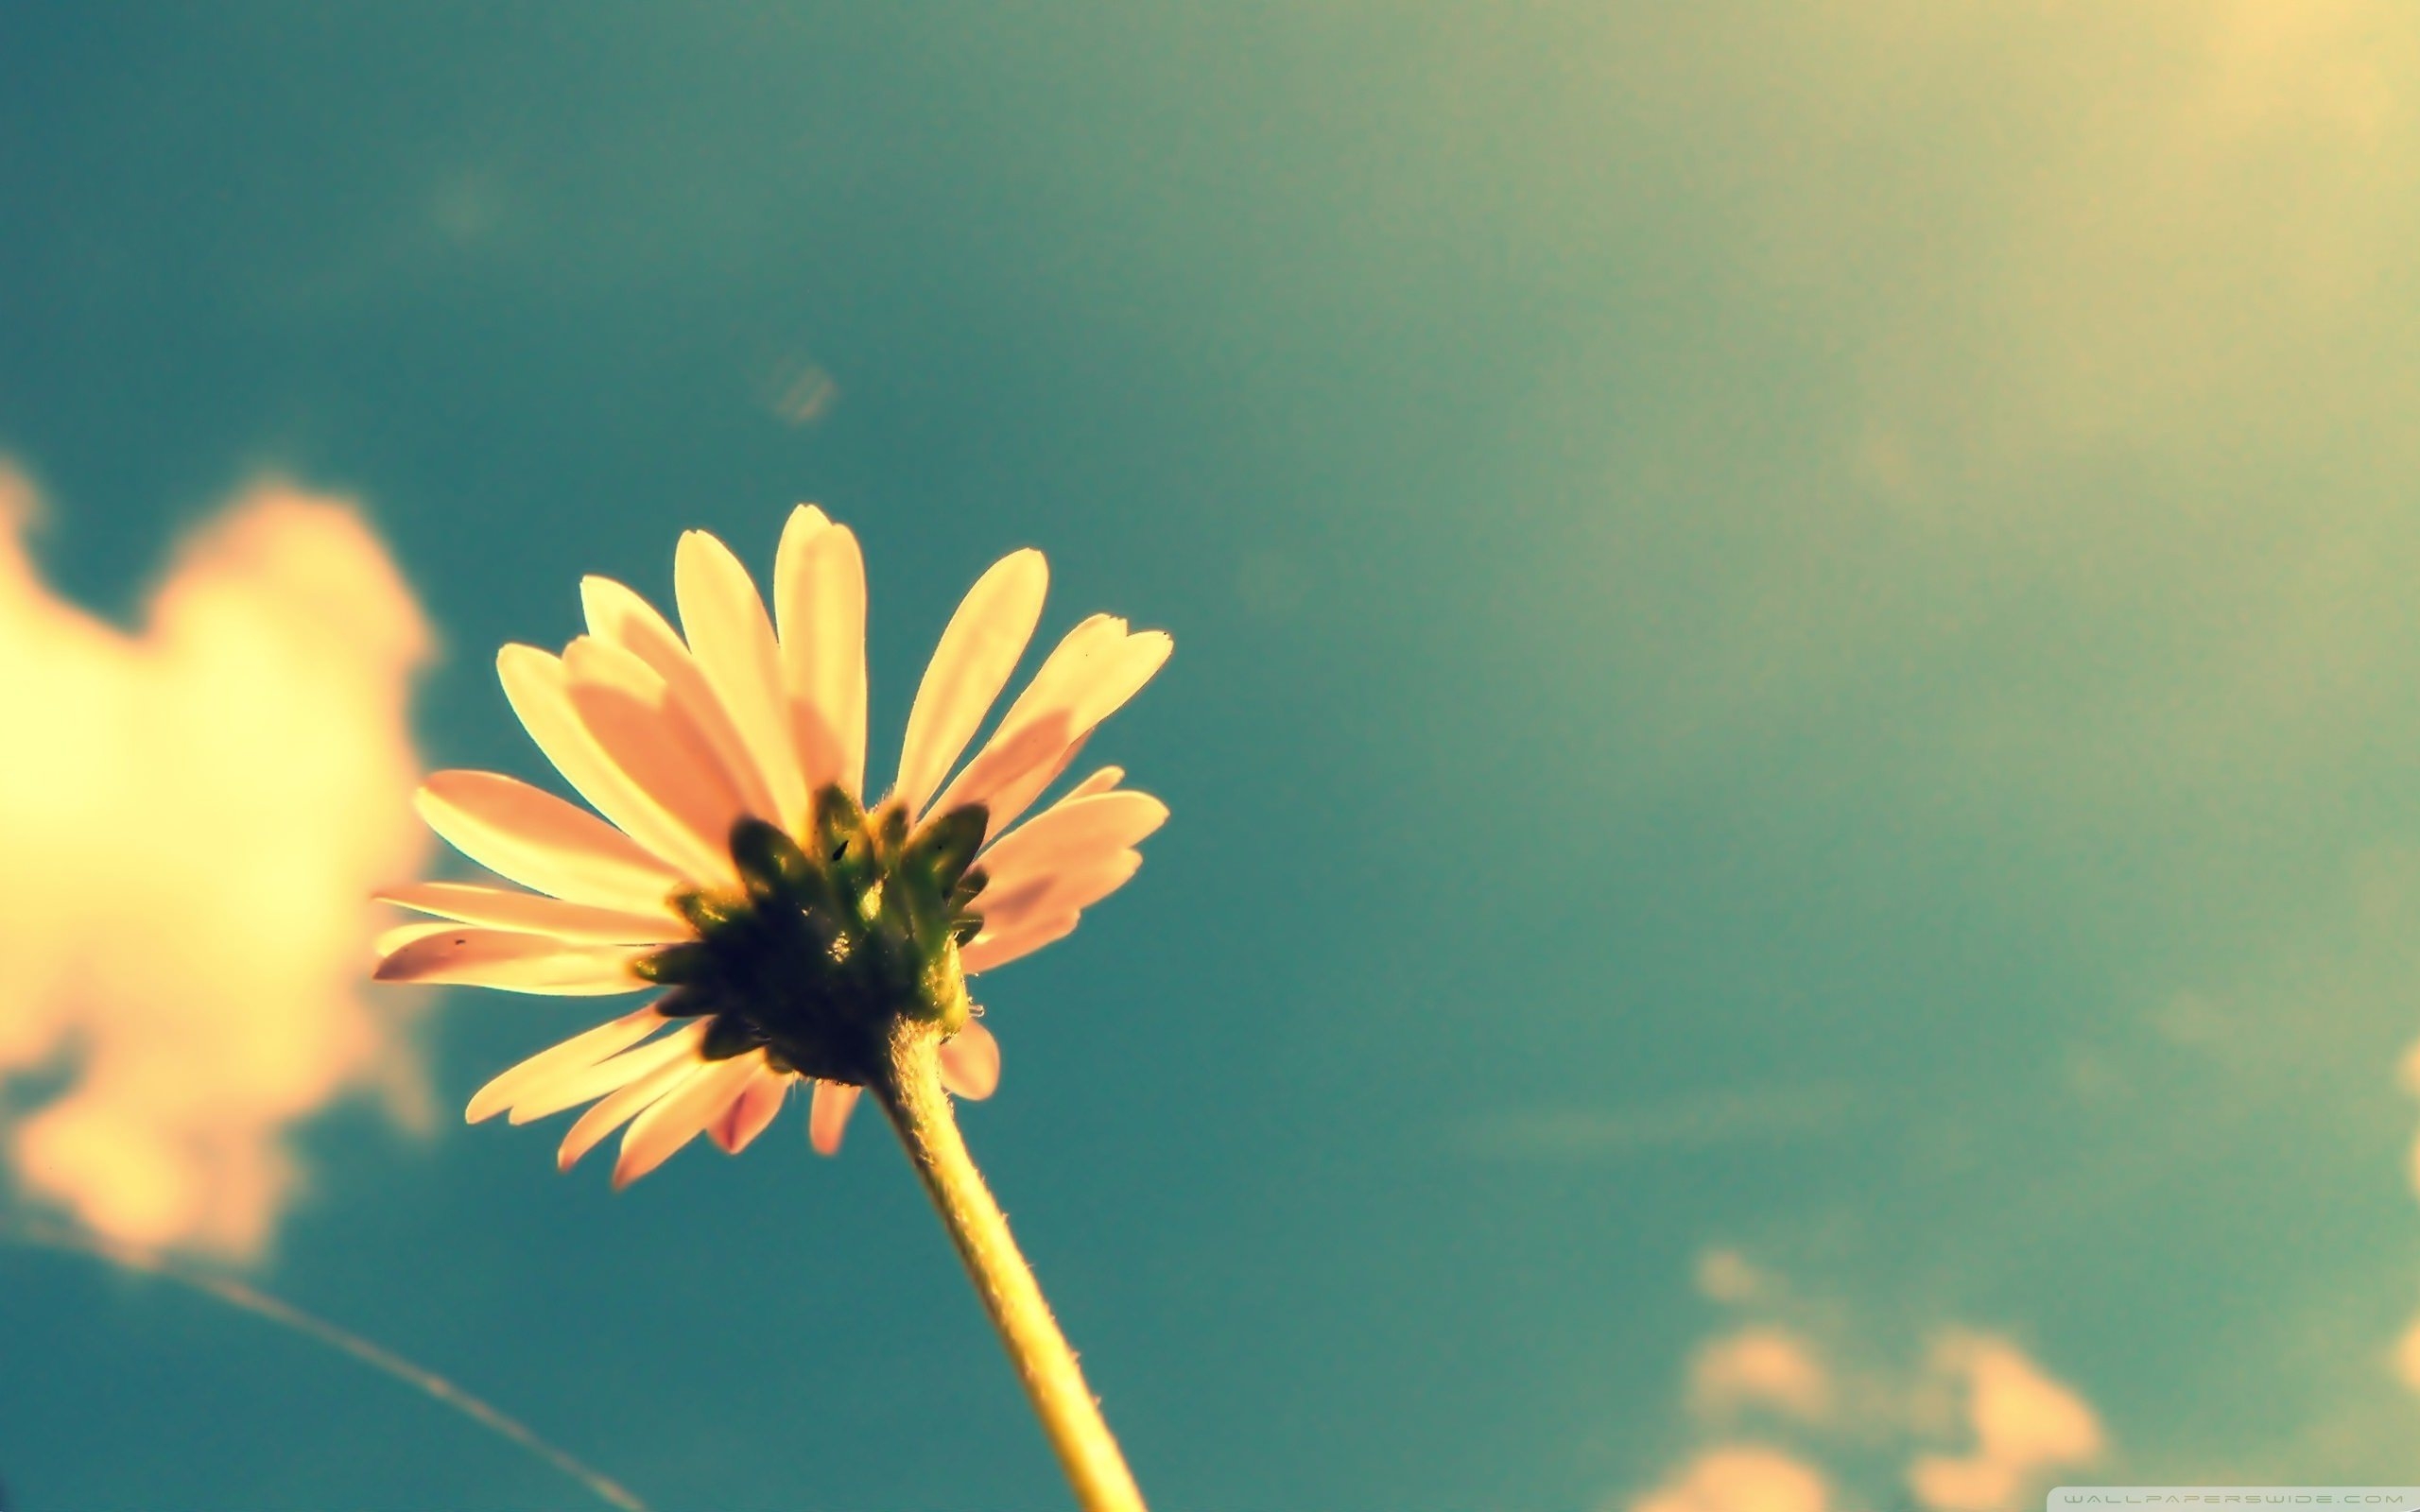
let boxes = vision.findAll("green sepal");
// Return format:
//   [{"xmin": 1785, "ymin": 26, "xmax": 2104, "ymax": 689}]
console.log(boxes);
[
  {"xmin": 873, "ymin": 801, "xmax": 909, "ymax": 862},
  {"xmin": 700, "ymin": 1012, "xmax": 768, "ymax": 1061},
  {"xmin": 610, "ymin": 788, "xmax": 992, "ymax": 1083},
  {"xmin": 651, "ymin": 984, "xmax": 727, "ymax": 1019},
  {"xmin": 812, "ymin": 784, "xmax": 867, "ymax": 864},
  {"xmin": 675, "ymin": 889, "xmax": 745, "ymax": 935},
  {"xmin": 730, "ymin": 817, "xmax": 814, "ymax": 903},
  {"xmin": 634, "ymin": 941, "xmax": 711, "ymax": 985},
  {"xmin": 907, "ymin": 805, "xmax": 989, "ymax": 894}
]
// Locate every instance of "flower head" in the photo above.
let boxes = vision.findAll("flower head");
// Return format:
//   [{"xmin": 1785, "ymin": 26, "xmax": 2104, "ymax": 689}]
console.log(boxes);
[{"xmin": 374, "ymin": 508, "xmax": 1168, "ymax": 1186}]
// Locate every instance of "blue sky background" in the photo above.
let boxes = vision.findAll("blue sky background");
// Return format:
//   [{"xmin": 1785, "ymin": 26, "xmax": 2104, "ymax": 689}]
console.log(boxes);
[{"xmin": 6, "ymin": 4, "xmax": 2420, "ymax": 1508}]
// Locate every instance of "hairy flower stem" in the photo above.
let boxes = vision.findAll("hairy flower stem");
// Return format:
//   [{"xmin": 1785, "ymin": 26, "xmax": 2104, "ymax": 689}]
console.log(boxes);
[{"xmin": 873, "ymin": 1022, "xmax": 1149, "ymax": 1512}]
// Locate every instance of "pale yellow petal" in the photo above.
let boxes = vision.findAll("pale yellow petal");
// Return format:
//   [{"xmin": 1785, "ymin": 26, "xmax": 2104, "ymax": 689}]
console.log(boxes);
[
  {"xmin": 372, "ymin": 920, "xmax": 457, "ymax": 958},
  {"xmin": 959, "ymin": 911, "xmax": 1080, "ymax": 973},
  {"xmin": 581, "ymin": 576, "xmax": 782, "ymax": 823},
  {"xmin": 991, "ymin": 613, "xmax": 1126, "ymax": 732},
  {"xmin": 776, "ymin": 520, "xmax": 869, "ymax": 800},
  {"xmin": 614, "ymin": 1054, "xmax": 762, "ymax": 1188},
  {"xmin": 556, "ymin": 1042, "xmax": 706, "ymax": 1169},
  {"xmin": 947, "ymin": 622, "xmax": 1167, "ymax": 834},
  {"xmin": 415, "ymin": 769, "xmax": 683, "ymax": 915},
  {"xmin": 980, "ymin": 790, "xmax": 1168, "ymax": 891},
  {"xmin": 511, "ymin": 1019, "xmax": 709, "ymax": 1125},
  {"xmin": 496, "ymin": 644, "xmax": 731, "ymax": 885},
  {"xmin": 771, "ymin": 505, "xmax": 832, "ymax": 591},
  {"xmin": 979, "ymin": 850, "xmax": 1143, "ymax": 935},
  {"xmin": 893, "ymin": 549, "xmax": 1048, "ymax": 818},
  {"xmin": 377, "ymin": 881, "xmax": 683, "ymax": 943},
  {"xmin": 923, "ymin": 711, "xmax": 1075, "ymax": 837},
  {"xmin": 974, "ymin": 730, "xmax": 1090, "ymax": 841},
  {"xmin": 809, "ymin": 1080, "xmax": 861, "ymax": 1155},
  {"xmin": 372, "ymin": 928, "xmax": 650, "ymax": 995},
  {"xmin": 1067, "ymin": 629, "xmax": 1172, "ymax": 730},
  {"xmin": 711, "ymin": 1065, "xmax": 792, "ymax": 1153},
  {"xmin": 675, "ymin": 531, "xmax": 807, "ymax": 832},
  {"xmin": 938, "ymin": 1020, "xmax": 1001, "ymax": 1101},
  {"xmin": 465, "ymin": 1006, "xmax": 666, "ymax": 1124},
  {"xmin": 1059, "ymin": 765, "xmax": 1125, "ymax": 802},
  {"xmin": 559, "ymin": 637, "xmax": 745, "ymax": 885},
  {"xmin": 918, "ymin": 614, "xmax": 1115, "ymax": 828}
]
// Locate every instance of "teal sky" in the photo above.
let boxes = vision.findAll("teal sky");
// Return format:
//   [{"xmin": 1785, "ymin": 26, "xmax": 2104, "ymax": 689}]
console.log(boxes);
[{"xmin": 6, "ymin": 5, "xmax": 2420, "ymax": 1508}]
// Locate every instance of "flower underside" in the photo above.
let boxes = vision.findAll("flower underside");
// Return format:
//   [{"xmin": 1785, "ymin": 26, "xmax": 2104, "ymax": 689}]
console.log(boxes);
[
  {"xmin": 373, "ymin": 509, "xmax": 1174, "ymax": 1172},
  {"xmin": 642, "ymin": 786, "xmax": 991, "ymax": 1087}
]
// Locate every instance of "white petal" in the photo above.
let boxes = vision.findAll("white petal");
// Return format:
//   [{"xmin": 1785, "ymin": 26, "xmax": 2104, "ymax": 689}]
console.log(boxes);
[
  {"xmin": 809, "ymin": 1081, "xmax": 862, "ymax": 1155},
  {"xmin": 465, "ymin": 1006, "xmax": 666, "ymax": 1124},
  {"xmin": 557, "ymin": 1044, "xmax": 706, "ymax": 1170},
  {"xmin": 1059, "ymin": 765, "xmax": 1125, "ymax": 802},
  {"xmin": 614, "ymin": 1055, "xmax": 763, "ymax": 1188},
  {"xmin": 1067, "ymin": 629, "xmax": 1171, "ymax": 730},
  {"xmin": 416, "ymin": 769, "xmax": 684, "ymax": 915},
  {"xmin": 378, "ymin": 882, "xmax": 683, "ymax": 944},
  {"xmin": 893, "ymin": 549, "xmax": 1048, "ymax": 819},
  {"xmin": 939, "ymin": 1020, "xmax": 1001, "ymax": 1100},
  {"xmin": 676, "ymin": 531, "xmax": 807, "ymax": 833},
  {"xmin": 772, "ymin": 506, "xmax": 832, "ymax": 589},
  {"xmin": 959, "ymin": 911, "xmax": 1080, "ymax": 973},
  {"xmin": 775, "ymin": 518, "xmax": 869, "ymax": 801},
  {"xmin": 372, "ymin": 920, "xmax": 457, "ymax": 958},
  {"xmin": 497, "ymin": 644, "xmax": 732, "ymax": 885},
  {"xmin": 979, "ymin": 850, "xmax": 1143, "ymax": 935},
  {"xmin": 980, "ymin": 790, "xmax": 1169, "ymax": 890},
  {"xmin": 973, "ymin": 730, "xmax": 1090, "ymax": 841},
  {"xmin": 372, "ymin": 928, "xmax": 650, "ymax": 995},
  {"xmin": 923, "ymin": 711, "xmax": 1076, "ymax": 838},
  {"xmin": 582, "ymin": 576, "xmax": 783, "ymax": 824},
  {"xmin": 559, "ymin": 637, "xmax": 746, "ymax": 886},
  {"xmin": 513, "ymin": 1019, "xmax": 710, "ymax": 1125},
  {"xmin": 711, "ymin": 1065, "xmax": 792, "ymax": 1153},
  {"xmin": 952, "ymin": 623, "xmax": 1167, "ymax": 834},
  {"xmin": 990, "ymin": 614, "xmax": 1127, "ymax": 733},
  {"xmin": 918, "ymin": 614, "xmax": 1114, "ymax": 829}
]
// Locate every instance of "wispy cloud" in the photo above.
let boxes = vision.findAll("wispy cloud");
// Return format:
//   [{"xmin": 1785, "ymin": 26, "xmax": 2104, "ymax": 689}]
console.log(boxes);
[
  {"xmin": 0, "ymin": 470, "xmax": 431, "ymax": 1258},
  {"xmin": 1457, "ymin": 1085, "xmax": 1862, "ymax": 1160}
]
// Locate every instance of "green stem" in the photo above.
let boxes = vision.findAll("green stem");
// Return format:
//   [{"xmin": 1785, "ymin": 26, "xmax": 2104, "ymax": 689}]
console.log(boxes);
[{"xmin": 873, "ymin": 1022, "xmax": 1149, "ymax": 1512}]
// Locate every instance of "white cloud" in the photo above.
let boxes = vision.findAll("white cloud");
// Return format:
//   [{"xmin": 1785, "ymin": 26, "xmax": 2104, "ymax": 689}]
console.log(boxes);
[
  {"xmin": 0, "ymin": 470, "xmax": 431, "ymax": 1258},
  {"xmin": 1622, "ymin": 1257, "xmax": 2103, "ymax": 1512},
  {"xmin": 1906, "ymin": 1332, "xmax": 2103, "ymax": 1512},
  {"xmin": 1628, "ymin": 1446, "xmax": 1831, "ymax": 1512},
  {"xmin": 1689, "ymin": 1327, "xmax": 1833, "ymax": 1425}
]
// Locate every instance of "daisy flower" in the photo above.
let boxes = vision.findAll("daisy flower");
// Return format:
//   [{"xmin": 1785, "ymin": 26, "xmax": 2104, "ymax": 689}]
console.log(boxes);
[{"xmin": 373, "ymin": 507, "xmax": 1169, "ymax": 1188}]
